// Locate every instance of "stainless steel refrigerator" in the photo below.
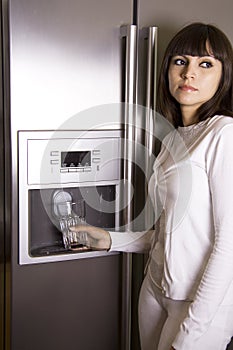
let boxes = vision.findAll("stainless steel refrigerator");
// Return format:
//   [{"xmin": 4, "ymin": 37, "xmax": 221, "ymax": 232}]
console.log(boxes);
[{"xmin": 0, "ymin": 1, "xmax": 158, "ymax": 349}]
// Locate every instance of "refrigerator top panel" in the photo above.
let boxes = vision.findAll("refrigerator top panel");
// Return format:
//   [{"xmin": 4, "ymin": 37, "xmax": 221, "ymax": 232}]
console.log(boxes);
[{"xmin": 9, "ymin": 0, "xmax": 132, "ymax": 131}]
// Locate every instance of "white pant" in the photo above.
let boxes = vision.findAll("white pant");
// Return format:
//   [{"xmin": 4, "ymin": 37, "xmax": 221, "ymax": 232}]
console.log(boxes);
[{"xmin": 138, "ymin": 273, "xmax": 233, "ymax": 350}]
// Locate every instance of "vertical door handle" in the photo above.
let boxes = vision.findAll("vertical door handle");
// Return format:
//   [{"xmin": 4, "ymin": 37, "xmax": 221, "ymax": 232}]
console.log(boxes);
[
  {"xmin": 145, "ymin": 26, "xmax": 158, "ymax": 178},
  {"xmin": 120, "ymin": 24, "xmax": 137, "ymax": 226},
  {"xmin": 120, "ymin": 24, "xmax": 138, "ymax": 350},
  {"xmin": 121, "ymin": 24, "xmax": 137, "ymax": 105},
  {"xmin": 143, "ymin": 27, "xmax": 158, "ymax": 235},
  {"xmin": 146, "ymin": 27, "xmax": 158, "ymax": 113}
]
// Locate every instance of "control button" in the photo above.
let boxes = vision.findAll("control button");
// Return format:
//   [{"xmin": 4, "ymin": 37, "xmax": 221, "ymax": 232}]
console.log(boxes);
[
  {"xmin": 92, "ymin": 158, "xmax": 101, "ymax": 163},
  {"xmin": 50, "ymin": 151, "xmax": 59, "ymax": 156},
  {"xmin": 84, "ymin": 167, "xmax": 91, "ymax": 172},
  {"xmin": 60, "ymin": 168, "xmax": 68, "ymax": 173},
  {"xmin": 92, "ymin": 149, "xmax": 100, "ymax": 155},
  {"xmin": 50, "ymin": 159, "xmax": 59, "ymax": 165},
  {"xmin": 68, "ymin": 168, "xmax": 77, "ymax": 173},
  {"xmin": 76, "ymin": 168, "xmax": 84, "ymax": 172}
]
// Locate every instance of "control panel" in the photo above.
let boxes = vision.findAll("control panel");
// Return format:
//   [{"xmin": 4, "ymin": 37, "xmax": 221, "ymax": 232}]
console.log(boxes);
[{"xmin": 19, "ymin": 130, "xmax": 122, "ymax": 186}]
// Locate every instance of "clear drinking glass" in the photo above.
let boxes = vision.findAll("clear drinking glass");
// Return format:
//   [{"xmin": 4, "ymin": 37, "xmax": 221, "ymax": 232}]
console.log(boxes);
[{"xmin": 57, "ymin": 199, "xmax": 88, "ymax": 249}]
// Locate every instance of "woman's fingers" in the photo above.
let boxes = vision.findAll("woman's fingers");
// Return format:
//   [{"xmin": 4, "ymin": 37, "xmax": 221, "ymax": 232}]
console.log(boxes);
[{"xmin": 69, "ymin": 225, "xmax": 111, "ymax": 250}]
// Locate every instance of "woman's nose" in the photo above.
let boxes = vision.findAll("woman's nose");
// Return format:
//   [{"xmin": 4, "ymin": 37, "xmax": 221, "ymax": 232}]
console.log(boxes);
[{"xmin": 181, "ymin": 64, "xmax": 196, "ymax": 79}]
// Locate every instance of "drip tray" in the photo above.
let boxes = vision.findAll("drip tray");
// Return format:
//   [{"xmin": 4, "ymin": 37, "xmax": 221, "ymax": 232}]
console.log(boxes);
[{"xmin": 30, "ymin": 244, "xmax": 91, "ymax": 257}]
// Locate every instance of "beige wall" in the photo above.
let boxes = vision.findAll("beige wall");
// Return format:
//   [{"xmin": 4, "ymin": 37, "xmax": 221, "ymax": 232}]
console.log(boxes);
[{"xmin": 138, "ymin": 0, "xmax": 233, "ymax": 68}]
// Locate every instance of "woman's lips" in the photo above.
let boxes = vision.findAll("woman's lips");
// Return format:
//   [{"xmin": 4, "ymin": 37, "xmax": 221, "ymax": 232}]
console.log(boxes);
[{"xmin": 179, "ymin": 85, "xmax": 198, "ymax": 92}]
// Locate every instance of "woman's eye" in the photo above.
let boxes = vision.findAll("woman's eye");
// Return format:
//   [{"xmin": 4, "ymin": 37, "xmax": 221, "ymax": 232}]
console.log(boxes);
[
  {"xmin": 200, "ymin": 61, "xmax": 213, "ymax": 68},
  {"xmin": 174, "ymin": 58, "xmax": 186, "ymax": 66}
]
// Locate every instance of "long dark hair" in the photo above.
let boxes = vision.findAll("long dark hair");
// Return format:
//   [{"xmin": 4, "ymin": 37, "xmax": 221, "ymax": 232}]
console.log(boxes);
[{"xmin": 157, "ymin": 22, "xmax": 233, "ymax": 127}]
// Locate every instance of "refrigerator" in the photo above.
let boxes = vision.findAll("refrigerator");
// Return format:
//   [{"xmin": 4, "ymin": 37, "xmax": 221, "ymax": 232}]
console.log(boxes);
[{"xmin": 0, "ymin": 0, "xmax": 158, "ymax": 349}]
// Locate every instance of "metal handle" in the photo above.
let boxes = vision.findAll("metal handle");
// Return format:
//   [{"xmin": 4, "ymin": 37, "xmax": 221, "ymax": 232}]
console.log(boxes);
[
  {"xmin": 145, "ymin": 26, "xmax": 158, "ymax": 178},
  {"xmin": 120, "ymin": 25, "xmax": 137, "ymax": 228},
  {"xmin": 144, "ymin": 27, "xmax": 158, "ymax": 235},
  {"xmin": 146, "ymin": 27, "xmax": 158, "ymax": 113},
  {"xmin": 121, "ymin": 24, "xmax": 137, "ymax": 105},
  {"xmin": 120, "ymin": 24, "xmax": 138, "ymax": 350}
]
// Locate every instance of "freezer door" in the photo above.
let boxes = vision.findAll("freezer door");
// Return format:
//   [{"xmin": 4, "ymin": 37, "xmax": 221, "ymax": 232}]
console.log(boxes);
[{"xmin": 6, "ymin": 1, "xmax": 133, "ymax": 350}]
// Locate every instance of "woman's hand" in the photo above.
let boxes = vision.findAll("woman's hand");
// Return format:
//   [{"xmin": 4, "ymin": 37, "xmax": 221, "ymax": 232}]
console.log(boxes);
[{"xmin": 69, "ymin": 224, "xmax": 111, "ymax": 250}]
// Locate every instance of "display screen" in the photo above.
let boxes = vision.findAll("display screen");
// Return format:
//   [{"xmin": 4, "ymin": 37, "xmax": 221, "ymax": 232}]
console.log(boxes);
[{"xmin": 61, "ymin": 151, "xmax": 91, "ymax": 167}]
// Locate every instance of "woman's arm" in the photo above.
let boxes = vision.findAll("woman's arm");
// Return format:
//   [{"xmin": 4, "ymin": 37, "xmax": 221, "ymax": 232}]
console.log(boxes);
[{"xmin": 70, "ymin": 224, "xmax": 154, "ymax": 253}]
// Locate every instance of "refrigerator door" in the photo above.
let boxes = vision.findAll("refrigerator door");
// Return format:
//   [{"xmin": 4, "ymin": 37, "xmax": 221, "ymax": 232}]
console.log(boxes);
[
  {"xmin": 3, "ymin": 1, "xmax": 133, "ymax": 349},
  {"xmin": 136, "ymin": 2, "xmax": 233, "ymax": 350}
]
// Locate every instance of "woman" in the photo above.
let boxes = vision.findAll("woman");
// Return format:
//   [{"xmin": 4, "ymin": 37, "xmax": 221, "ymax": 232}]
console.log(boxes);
[{"xmin": 71, "ymin": 23, "xmax": 233, "ymax": 349}]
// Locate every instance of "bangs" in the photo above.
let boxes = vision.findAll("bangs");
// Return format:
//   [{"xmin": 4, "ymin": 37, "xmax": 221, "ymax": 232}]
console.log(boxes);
[
  {"xmin": 167, "ymin": 23, "xmax": 227, "ymax": 61},
  {"xmin": 170, "ymin": 34, "xmax": 210, "ymax": 57}
]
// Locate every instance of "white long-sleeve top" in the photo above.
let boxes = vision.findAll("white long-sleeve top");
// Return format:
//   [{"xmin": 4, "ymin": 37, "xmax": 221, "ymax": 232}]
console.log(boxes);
[{"xmin": 109, "ymin": 115, "xmax": 233, "ymax": 349}]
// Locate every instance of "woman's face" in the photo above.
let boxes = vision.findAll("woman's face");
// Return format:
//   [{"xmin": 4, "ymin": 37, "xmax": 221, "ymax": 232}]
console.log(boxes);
[{"xmin": 168, "ymin": 53, "xmax": 222, "ymax": 123}]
